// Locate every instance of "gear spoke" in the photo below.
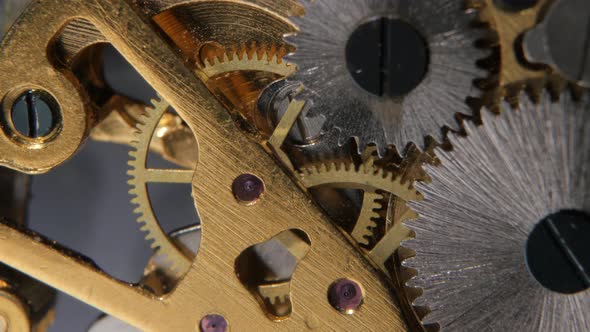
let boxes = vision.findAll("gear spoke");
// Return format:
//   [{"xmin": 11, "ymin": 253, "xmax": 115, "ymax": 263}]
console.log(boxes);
[
  {"xmin": 128, "ymin": 98, "xmax": 199, "ymax": 273},
  {"xmin": 144, "ymin": 169, "xmax": 194, "ymax": 184}
]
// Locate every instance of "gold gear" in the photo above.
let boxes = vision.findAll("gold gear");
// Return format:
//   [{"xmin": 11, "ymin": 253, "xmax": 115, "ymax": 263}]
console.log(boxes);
[
  {"xmin": 297, "ymin": 156, "xmax": 422, "ymax": 201},
  {"xmin": 127, "ymin": 47, "xmax": 293, "ymax": 272},
  {"xmin": 474, "ymin": 0, "xmax": 568, "ymax": 106},
  {"xmin": 128, "ymin": 98, "xmax": 197, "ymax": 273},
  {"xmin": 351, "ymin": 191, "xmax": 384, "ymax": 247},
  {"xmin": 334, "ymin": 144, "xmax": 438, "ymax": 272},
  {"xmin": 298, "ymin": 155, "xmax": 422, "ymax": 272},
  {"xmin": 199, "ymin": 46, "xmax": 295, "ymax": 80},
  {"xmin": 197, "ymin": 44, "xmax": 297, "ymax": 136},
  {"xmin": 268, "ymin": 98, "xmax": 427, "ymax": 272}
]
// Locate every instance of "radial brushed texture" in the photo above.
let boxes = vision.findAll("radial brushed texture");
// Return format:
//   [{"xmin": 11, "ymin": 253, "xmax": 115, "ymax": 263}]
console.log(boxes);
[
  {"xmin": 286, "ymin": 0, "xmax": 488, "ymax": 153},
  {"xmin": 403, "ymin": 93, "xmax": 590, "ymax": 331}
]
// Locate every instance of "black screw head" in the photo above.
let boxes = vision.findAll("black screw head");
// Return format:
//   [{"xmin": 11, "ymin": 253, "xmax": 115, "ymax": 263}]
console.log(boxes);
[
  {"xmin": 526, "ymin": 210, "xmax": 590, "ymax": 294},
  {"xmin": 232, "ymin": 174, "xmax": 265, "ymax": 205},
  {"xmin": 494, "ymin": 0, "xmax": 539, "ymax": 11},
  {"xmin": 346, "ymin": 17, "xmax": 429, "ymax": 98},
  {"xmin": 10, "ymin": 90, "xmax": 59, "ymax": 139},
  {"xmin": 200, "ymin": 314, "xmax": 228, "ymax": 332},
  {"xmin": 328, "ymin": 279, "xmax": 363, "ymax": 314}
]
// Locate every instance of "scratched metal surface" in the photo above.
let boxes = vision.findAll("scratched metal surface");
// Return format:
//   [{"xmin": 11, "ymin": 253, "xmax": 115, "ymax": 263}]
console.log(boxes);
[
  {"xmin": 2, "ymin": 4, "xmax": 195, "ymax": 330},
  {"xmin": 403, "ymin": 94, "xmax": 590, "ymax": 331},
  {"xmin": 286, "ymin": 0, "xmax": 489, "ymax": 153}
]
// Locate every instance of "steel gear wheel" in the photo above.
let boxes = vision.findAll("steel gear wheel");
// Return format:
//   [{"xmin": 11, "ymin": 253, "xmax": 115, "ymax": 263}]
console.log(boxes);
[
  {"xmin": 402, "ymin": 92, "xmax": 590, "ymax": 331},
  {"xmin": 285, "ymin": 0, "xmax": 490, "ymax": 153},
  {"xmin": 128, "ymin": 98, "xmax": 197, "ymax": 273}
]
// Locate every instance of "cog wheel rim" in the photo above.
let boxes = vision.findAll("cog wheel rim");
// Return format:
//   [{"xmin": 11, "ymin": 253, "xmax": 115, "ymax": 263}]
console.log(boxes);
[
  {"xmin": 285, "ymin": 0, "xmax": 491, "ymax": 152},
  {"xmin": 128, "ymin": 98, "xmax": 197, "ymax": 273},
  {"xmin": 298, "ymin": 156, "xmax": 422, "ymax": 202},
  {"xmin": 200, "ymin": 46, "xmax": 296, "ymax": 79},
  {"xmin": 402, "ymin": 92, "xmax": 590, "ymax": 331}
]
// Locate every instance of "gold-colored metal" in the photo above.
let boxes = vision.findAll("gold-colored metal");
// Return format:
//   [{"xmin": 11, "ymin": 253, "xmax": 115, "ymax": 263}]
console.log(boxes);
[
  {"xmin": 477, "ymin": 0, "xmax": 565, "ymax": 104},
  {"xmin": 197, "ymin": 45, "xmax": 297, "ymax": 136},
  {"xmin": 298, "ymin": 158, "xmax": 422, "ymax": 202},
  {"xmin": 154, "ymin": 1, "xmax": 298, "ymax": 135},
  {"xmin": 128, "ymin": 98, "xmax": 198, "ymax": 272},
  {"xmin": 295, "ymin": 154, "xmax": 423, "ymax": 273},
  {"xmin": 303, "ymin": 143, "xmax": 438, "ymax": 276},
  {"xmin": 0, "ymin": 1, "xmax": 407, "ymax": 331},
  {"xmin": 351, "ymin": 192, "xmax": 383, "ymax": 247},
  {"xmin": 93, "ymin": 102, "xmax": 198, "ymax": 169},
  {"xmin": 0, "ymin": 290, "xmax": 30, "ymax": 332},
  {"xmin": 481, "ymin": 0, "xmax": 548, "ymax": 83},
  {"xmin": 268, "ymin": 98, "xmax": 306, "ymax": 171},
  {"xmin": 0, "ymin": 277, "xmax": 53, "ymax": 332},
  {"xmin": 200, "ymin": 49, "xmax": 295, "ymax": 80}
]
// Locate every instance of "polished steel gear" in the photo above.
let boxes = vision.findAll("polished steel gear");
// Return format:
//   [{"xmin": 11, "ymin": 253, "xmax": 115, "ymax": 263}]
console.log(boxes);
[
  {"xmin": 128, "ymin": 98, "xmax": 198, "ymax": 273},
  {"xmin": 402, "ymin": 93, "xmax": 590, "ymax": 331},
  {"xmin": 285, "ymin": 0, "xmax": 489, "ymax": 153}
]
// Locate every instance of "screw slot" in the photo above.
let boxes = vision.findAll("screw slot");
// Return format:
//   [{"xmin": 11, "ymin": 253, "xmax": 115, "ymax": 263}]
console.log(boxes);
[
  {"xmin": 9, "ymin": 90, "xmax": 60, "ymax": 139},
  {"xmin": 526, "ymin": 209, "xmax": 590, "ymax": 294},
  {"xmin": 346, "ymin": 17, "xmax": 429, "ymax": 98}
]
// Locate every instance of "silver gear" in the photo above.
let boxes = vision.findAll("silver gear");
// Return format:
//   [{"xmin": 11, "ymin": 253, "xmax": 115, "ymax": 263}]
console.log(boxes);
[
  {"xmin": 285, "ymin": 0, "xmax": 489, "ymax": 154},
  {"xmin": 402, "ymin": 93, "xmax": 590, "ymax": 331}
]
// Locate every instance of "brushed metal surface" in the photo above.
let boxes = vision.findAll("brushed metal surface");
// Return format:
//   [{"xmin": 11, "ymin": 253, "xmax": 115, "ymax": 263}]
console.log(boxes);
[
  {"xmin": 404, "ymin": 93, "xmax": 590, "ymax": 331},
  {"xmin": 286, "ymin": 0, "xmax": 489, "ymax": 153}
]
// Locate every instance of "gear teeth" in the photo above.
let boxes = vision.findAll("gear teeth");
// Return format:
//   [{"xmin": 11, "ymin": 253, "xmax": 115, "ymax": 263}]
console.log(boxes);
[
  {"xmin": 126, "ymin": 97, "xmax": 192, "ymax": 274},
  {"xmin": 284, "ymin": 0, "xmax": 495, "ymax": 154},
  {"xmin": 201, "ymin": 43, "xmax": 295, "ymax": 78},
  {"xmin": 265, "ymin": 294, "xmax": 289, "ymax": 306},
  {"xmin": 397, "ymin": 92, "xmax": 590, "ymax": 330},
  {"xmin": 297, "ymin": 158, "xmax": 420, "ymax": 202},
  {"xmin": 357, "ymin": 195, "xmax": 383, "ymax": 247}
]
